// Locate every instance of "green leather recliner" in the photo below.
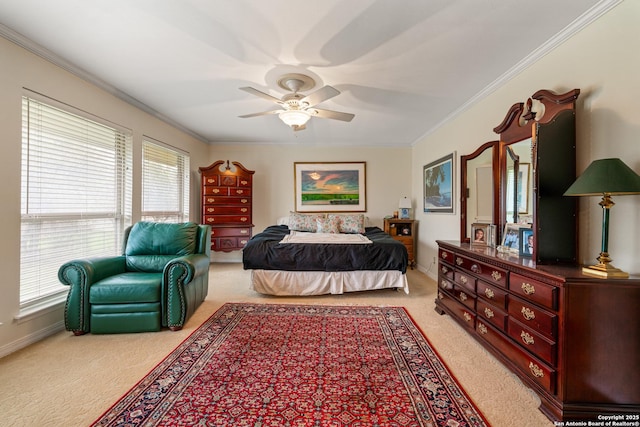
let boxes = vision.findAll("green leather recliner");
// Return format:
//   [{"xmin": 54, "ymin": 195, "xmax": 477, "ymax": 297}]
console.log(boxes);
[{"xmin": 59, "ymin": 221, "xmax": 211, "ymax": 335}]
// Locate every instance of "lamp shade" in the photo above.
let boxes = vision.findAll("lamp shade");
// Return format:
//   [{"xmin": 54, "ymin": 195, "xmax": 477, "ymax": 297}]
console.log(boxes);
[
  {"xmin": 399, "ymin": 197, "xmax": 412, "ymax": 209},
  {"xmin": 564, "ymin": 158, "xmax": 640, "ymax": 196}
]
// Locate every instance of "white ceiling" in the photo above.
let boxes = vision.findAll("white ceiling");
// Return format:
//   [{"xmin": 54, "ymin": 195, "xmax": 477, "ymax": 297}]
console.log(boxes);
[{"xmin": 0, "ymin": 0, "xmax": 607, "ymax": 146}]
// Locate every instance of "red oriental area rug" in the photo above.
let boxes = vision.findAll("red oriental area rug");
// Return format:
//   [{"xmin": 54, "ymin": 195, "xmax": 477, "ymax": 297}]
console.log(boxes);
[{"xmin": 92, "ymin": 303, "xmax": 489, "ymax": 426}]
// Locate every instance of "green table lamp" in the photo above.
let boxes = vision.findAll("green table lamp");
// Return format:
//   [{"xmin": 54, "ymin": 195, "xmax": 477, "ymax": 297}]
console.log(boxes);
[{"xmin": 564, "ymin": 158, "xmax": 640, "ymax": 278}]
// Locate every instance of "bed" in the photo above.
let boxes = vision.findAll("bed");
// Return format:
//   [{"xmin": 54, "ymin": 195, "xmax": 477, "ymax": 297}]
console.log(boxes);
[{"xmin": 242, "ymin": 213, "xmax": 409, "ymax": 296}]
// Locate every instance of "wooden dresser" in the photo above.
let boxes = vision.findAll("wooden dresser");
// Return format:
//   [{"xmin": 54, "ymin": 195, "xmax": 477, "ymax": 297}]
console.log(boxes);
[
  {"xmin": 384, "ymin": 218, "xmax": 417, "ymax": 269},
  {"xmin": 435, "ymin": 240, "xmax": 640, "ymax": 422},
  {"xmin": 199, "ymin": 160, "xmax": 254, "ymax": 252}
]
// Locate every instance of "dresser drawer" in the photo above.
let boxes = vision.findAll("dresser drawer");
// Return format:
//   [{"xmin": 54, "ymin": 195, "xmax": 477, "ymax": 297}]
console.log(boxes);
[
  {"xmin": 454, "ymin": 255, "xmax": 507, "ymax": 288},
  {"xmin": 211, "ymin": 227, "xmax": 252, "ymax": 237},
  {"xmin": 438, "ymin": 248, "xmax": 455, "ymax": 265},
  {"xmin": 453, "ymin": 286, "xmax": 476, "ymax": 311},
  {"xmin": 439, "ymin": 263, "xmax": 454, "ymax": 280},
  {"xmin": 203, "ymin": 205, "xmax": 251, "ymax": 215},
  {"xmin": 477, "ymin": 280, "xmax": 508, "ymax": 310},
  {"xmin": 204, "ymin": 215, "xmax": 251, "ymax": 225},
  {"xmin": 508, "ymin": 295, "xmax": 557, "ymax": 340},
  {"xmin": 230, "ymin": 187, "xmax": 251, "ymax": 196},
  {"xmin": 438, "ymin": 276, "xmax": 455, "ymax": 292},
  {"xmin": 477, "ymin": 298, "xmax": 507, "ymax": 331},
  {"xmin": 438, "ymin": 291, "xmax": 476, "ymax": 329},
  {"xmin": 510, "ymin": 273, "xmax": 558, "ymax": 311},
  {"xmin": 201, "ymin": 195, "xmax": 251, "ymax": 205},
  {"xmin": 508, "ymin": 317, "xmax": 557, "ymax": 366},
  {"xmin": 454, "ymin": 270, "xmax": 476, "ymax": 292},
  {"xmin": 476, "ymin": 320, "xmax": 555, "ymax": 394},
  {"xmin": 203, "ymin": 186, "xmax": 229, "ymax": 195},
  {"xmin": 203, "ymin": 176, "xmax": 219, "ymax": 186}
]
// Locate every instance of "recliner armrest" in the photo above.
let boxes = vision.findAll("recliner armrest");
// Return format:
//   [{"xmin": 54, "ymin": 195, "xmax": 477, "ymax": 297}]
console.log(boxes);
[
  {"xmin": 59, "ymin": 256, "xmax": 127, "ymax": 334},
  {"xmin": 162, "ymin": 253, "xmax": 210, "ymax": 328}
]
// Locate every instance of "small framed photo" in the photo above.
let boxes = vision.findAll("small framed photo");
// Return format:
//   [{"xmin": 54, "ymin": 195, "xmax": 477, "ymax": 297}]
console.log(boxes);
[
  {"xmin": 501, "ymin": 223, "xmax": 522, "ymax": 253},
  {"xmin": 471, "ymin": 223, "xmax": 490, "ymax": 246},
  {"xmin": 519, "ymin": 228, "xmax": 534, "ymax": 257}
]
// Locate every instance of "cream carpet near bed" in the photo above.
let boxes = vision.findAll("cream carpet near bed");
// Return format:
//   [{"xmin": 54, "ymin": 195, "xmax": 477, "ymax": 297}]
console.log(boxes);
[{"xmin": 0, "ymin": 264, "xmax": 553, "ymax": 427}]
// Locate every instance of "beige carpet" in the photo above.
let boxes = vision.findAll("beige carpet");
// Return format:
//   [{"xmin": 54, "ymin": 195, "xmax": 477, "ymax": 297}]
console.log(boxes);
[{"xmin": 0, "ymin": 263, "xmax": 553, "ymax": 427}]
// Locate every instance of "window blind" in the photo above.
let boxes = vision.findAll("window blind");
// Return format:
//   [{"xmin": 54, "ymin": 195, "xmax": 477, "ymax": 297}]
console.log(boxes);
[
  {"xmin": 142, "ymin": 138, "xmax": 190, "ymax": 223},
  {"xmin": 20, "ymin": 96, "xmax": 132, "ymax": 306}
]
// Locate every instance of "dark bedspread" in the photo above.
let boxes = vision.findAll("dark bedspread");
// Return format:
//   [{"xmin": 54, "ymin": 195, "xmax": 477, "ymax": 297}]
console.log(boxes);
[{"xmin": 242, "ymin": 225, "xmax": 408, "ymax": 273}]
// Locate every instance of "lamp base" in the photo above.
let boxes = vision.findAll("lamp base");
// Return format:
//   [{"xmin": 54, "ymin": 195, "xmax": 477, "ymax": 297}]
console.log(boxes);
[{"xmin": 582, "ymin": 263, "xmax": 629, "ymax": 279}]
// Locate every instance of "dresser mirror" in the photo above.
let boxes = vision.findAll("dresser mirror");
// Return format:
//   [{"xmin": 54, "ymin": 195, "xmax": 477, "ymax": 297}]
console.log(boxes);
[
  {"xmin": 494, "ymin": 89, "xmax": 580, "ymax": 263},
  {"xmin": 503, "ymin": 138, "xmax": 533, "ymax": 226},
  {"xmin": 459, "ymin": 141, "xmax": 499, "ymax": 243}
]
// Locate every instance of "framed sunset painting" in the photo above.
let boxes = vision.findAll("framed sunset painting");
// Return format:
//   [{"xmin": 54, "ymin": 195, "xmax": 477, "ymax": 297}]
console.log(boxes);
[{"xmin": 294, "ymin": 162, "xmax": 366, "ymax": 212}]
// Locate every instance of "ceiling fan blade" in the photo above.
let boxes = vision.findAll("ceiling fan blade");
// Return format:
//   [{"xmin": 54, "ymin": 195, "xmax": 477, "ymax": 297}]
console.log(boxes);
[
  {"xmin": 311, "ymin": 108, "xmax": 355, "ymax": 122},
  {"xmin": 300, "ymin": 85, "xmax": 340, "ymax": 107},
  {"xmin": 238, "ymin": 110, "xmax": 281, "ymax": 118},
  {"xmin": 239, "ymin": 87, "xmax": 284, "ymax": 105}
]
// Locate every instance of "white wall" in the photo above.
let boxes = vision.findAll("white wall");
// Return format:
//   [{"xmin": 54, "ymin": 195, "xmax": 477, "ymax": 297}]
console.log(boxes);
[
  {"xmin": 412, "ymin": 0, "xmax": 640, "ymax": 276},
  {"xmin": 204, "ymin": 144, "xmax": 412, "ymax": 262},
  {"xmin": 0, "ymin": 37, "xmax": 210, "ymax": 356}
]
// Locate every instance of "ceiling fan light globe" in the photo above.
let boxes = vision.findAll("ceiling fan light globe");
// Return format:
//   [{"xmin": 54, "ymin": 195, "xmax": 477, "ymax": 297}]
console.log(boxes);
[{"xmin": 279, "ymin": 110, "xmax": 311, "ymax": 128}]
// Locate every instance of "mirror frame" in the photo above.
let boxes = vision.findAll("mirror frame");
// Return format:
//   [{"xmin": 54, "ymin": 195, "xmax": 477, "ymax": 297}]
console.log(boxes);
[{"xmin": 459, "ymin": 141, "xmax": 499, "ymax": 243}]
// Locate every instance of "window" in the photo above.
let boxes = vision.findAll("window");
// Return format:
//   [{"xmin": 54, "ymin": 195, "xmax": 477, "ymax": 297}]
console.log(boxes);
[
  {"xmin": 142, "ymin": 138, "xmax": 190, "ymax": 223},
  {"xmin": 20, "ymin": 95, "xmax": 132, "ymax": 307}
]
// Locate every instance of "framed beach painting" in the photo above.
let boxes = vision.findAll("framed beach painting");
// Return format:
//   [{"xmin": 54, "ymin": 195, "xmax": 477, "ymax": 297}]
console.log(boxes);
[
  {"xmin": 424, "ymin": 152, "xmax": 455, "ymax": 213},
  {"xmin": 294, "ymin": 162, "xmax": 366, "ymax": 212}
]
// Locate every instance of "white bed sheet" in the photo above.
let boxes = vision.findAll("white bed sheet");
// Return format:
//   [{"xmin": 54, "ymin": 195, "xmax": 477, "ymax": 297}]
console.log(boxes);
[{"xmin": 250, "ymin": 269, "xmax": 409, "ymax": 296}]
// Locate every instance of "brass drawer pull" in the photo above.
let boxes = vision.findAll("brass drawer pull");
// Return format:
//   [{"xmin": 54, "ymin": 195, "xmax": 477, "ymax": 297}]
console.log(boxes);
[
  {"xmin": 241, "ymin": 217, "xmax": 248, "ymax": 222},
  {"xmin": 441, "ymin": 252, "xmax": 448, "ymax": 260},
  {"xmin": 241, "ymin": 208, "xmax": 248, "ymax": 213},
  {"xmin": 440, "ymin": 279, "xmax": 448, "ymax": 288},
  {"xmin": 438, "ymin": 292, "xmax": 444, "ymax": 300},
  {"xmin": 521, "ymin": 307, "xmax": 536, "ymax": 321},
  {"xmin": 207, "ymin": 218, "xmax": 215, "ymax": 223},
  {"xmin": 456, "ymin": 257, "xmax": 463, "ymax": 266},
  {"xmin": 207, "ymin": 198, "xmax": 216, "ymax": 203},
  {"xmin": 460, "ymin": 275, "xmax": 468, "ymax": 284},
  {"xmin": 237, "ymin": 189, "xmax": 244, "ymax": 194},
  {"xmin": 463, "ymin": 312, "xmax": 472, "ymax": 322},
  {"xmin": 240, "ymin": 229, "xmax": 248, "ymax": 234},
  {"xmin": 491, "ymin": 271, "xmax": 503, "ymax": 282},
  {"xmin": 521, "ymin": 282, "xmax": 536, "ymax": 295},
  {"xmin": 212, "ymin": 188, "xmax": 220, "ymax": 194},
  {"xmin": 484, "ymin": 307, "xmax": 494, "ymax": 319},
  {"xmin": 240, "ymin": 180, "xmax": 248, "ymax": 185},
  {"xmin": 478, "ymin": 323, "xmax": 488, "ymax": 335},
  {"xmin": 459, "ymin": 292, "xmax": 468, "ymax": 302},
  {"xmin": 529, "ymin": 362, "xmax": 544, "ymax": 378},
  {"xmin": 207, "ymin": 207, "xmax": 215, "ymax": 213},
  {"xmin": 441, "ymin": 266, "xmax": 449, "ymax": 274},
  {"xmin": 207, "ymin": 178, "xmax": 216, "ymax": 184},
  {"xmin": 521, "ymin": 331, "xmax": 535, "ymax": 345},
  {"xmin": 484, "ymin": 288, "xmax": 495, "ymax": 299},
  {"xmin": 241, "ymin": 199, "xmax": 248, "ymax": 204}
]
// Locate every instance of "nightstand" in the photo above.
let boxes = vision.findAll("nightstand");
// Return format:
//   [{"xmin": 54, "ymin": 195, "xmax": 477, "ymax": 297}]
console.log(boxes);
[{"xmin": 384, "ymin": 218, "xmax": 417, "ymax": 269}]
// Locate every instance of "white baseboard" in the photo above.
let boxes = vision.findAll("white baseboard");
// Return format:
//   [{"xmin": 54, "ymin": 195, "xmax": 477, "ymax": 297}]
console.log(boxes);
[{"xmin": 0, "ymin": 321, "xmax": 65, "ymax": 359}]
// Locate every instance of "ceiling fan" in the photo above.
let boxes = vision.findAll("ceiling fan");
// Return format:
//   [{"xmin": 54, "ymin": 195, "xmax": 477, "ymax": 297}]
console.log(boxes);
[{"xmin": 239, "ymin": 73, "xmax": 355, "ymax": 131}]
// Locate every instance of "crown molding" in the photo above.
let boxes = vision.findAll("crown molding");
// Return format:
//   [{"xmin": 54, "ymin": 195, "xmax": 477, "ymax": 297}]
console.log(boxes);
[
  {"xmin": 413, "ymin": 0, "xmax": 623, "ymax": 145},
  {"xmin": 0, "ymin": 23, "xmax": 209, "ymax": 143}
]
